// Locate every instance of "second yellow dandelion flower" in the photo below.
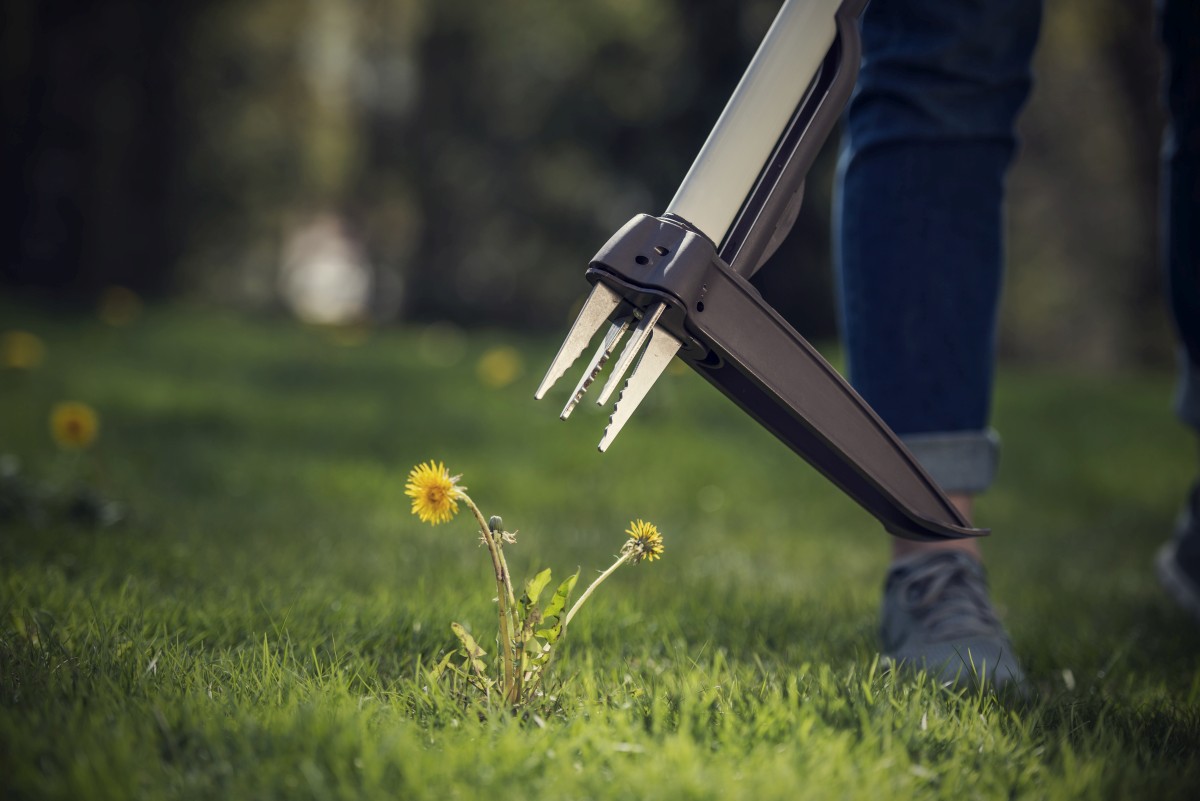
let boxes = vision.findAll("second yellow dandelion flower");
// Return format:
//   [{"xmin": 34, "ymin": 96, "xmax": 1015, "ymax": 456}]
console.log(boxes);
[
  {"xmin": 2, "ymin": 331, "xmax": 46, "ymax": 370},
  {"xmin": 624, "ymin": 519, "xmax": 664, "ymax": 563},
  {"xmin": 50, "ymin": 402, "xmax": 100, "ymax": 450}
]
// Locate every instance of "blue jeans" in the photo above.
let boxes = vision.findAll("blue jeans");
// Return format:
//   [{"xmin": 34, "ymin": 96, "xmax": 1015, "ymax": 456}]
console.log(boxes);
[
  {"xmin": 835, "ymin": 0, "xmax": 1200, "ymax": 493},
  {"xmin": 1160, "ymin": 0, "xmax": 1200, "ymax": 433}
]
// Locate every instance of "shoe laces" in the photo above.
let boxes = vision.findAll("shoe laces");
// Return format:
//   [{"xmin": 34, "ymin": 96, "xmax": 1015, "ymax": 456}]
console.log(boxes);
[{"xmin": 893, "ymin": 553, "xmax": 1004, "ymax": 641}]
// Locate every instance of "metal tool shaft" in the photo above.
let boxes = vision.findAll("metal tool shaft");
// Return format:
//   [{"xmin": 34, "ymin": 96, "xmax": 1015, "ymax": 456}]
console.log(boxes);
[{"xmin": 666, "ymin": 0, "xmax": 844, "ymax": 245}]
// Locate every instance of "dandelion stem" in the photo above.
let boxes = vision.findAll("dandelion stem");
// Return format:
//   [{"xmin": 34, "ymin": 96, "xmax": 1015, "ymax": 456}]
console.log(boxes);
[
  {"xmin": 464, "ymin": 496, "xmax": 517, "ymax": 610},
  {"xmin": 494, "ymin": 541, "xmax": 518, "ymax": 613},
  {"xmin": 462, "ymin": 494, "xmax": 517, "ymax": 697},
  {"xmin": 564, "ymin": 550, "xmax": 633, "ymax": 630},
  {"xmin": 492, "ymin": 539, "xmax": 523, "ymax": 706}
]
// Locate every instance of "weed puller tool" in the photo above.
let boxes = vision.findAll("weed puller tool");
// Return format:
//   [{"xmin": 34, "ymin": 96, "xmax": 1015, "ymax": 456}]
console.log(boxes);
[{"xmin": 535, "ymin": 0, "xmax": 984, "ymax": 542}]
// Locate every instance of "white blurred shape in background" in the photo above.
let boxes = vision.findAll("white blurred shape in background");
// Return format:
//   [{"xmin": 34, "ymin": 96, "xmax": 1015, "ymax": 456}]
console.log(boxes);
[{"xmin": 279, "ymin": 213, "xmax": 371, "ymax": 325}]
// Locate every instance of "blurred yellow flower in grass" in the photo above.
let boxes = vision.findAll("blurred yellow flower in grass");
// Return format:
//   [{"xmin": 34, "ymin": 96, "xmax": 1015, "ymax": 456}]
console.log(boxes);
[
  {"xmin": 2, "ymin": 331, "xmax": 46, "ymax": 369},
  {"xmin": 98, "ymin": 286, "xmax": 143, "ymax": 327},
  {"xmin": 476, "ymin": 345, "xmax": 523, "ymax": 388},
  {"xmin": 623, "ymin": 519, "xmax": 664, "ymax": 563},
  {"xmin": 405, "ymin": 460, "xmax": 464, "ymax": 524},
  {"xmin": 50, "ymin": 402, "xmax": 99, "ymax": 450}
]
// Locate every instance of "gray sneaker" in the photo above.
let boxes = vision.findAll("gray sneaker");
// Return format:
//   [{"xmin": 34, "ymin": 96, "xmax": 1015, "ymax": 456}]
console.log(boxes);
[
  {"xmin": 881, "ymin": 550, "xmax": 1026, "ymax": 693},
  {"xmin": 1156, "ymin": 484, "xmax": 1200, "ymax": 625}
]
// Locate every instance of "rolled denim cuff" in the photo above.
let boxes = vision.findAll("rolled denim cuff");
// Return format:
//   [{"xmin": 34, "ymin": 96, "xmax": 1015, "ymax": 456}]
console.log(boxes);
[
  {"xmin": 900, "ymin": 429, "xmax": 1001, "ymax": 495},
  {"xmin": 1178, "ymin": 353, "xmax": 1200, "ymax": 433}
]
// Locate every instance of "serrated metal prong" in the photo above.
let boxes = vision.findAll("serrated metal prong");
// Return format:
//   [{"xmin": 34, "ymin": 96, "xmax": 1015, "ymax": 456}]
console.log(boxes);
[
  {"xmin": 560, "ymin": 314, "xmax": 633, "ymax": 420},
  {"xmin": 598, "ymin": 325, "xmax": 682, "ymax": 452},
  {"xmin": 596, "ymin": 302, "xmax": 667, "ymax": 407},
  {"xmin": 535, "ymin": 282, "xmax": 624, "ymax": 400}
]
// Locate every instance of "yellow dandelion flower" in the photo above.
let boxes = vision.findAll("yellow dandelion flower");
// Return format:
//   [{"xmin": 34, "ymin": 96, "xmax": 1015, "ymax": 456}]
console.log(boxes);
[
  {"xmin": 405, "ymin": 461, "xmax": 465, "ymax": 525},
  {"xmin": 476, "ymin": 345, "xmax": 523, "ymax": 389},
  {"xmin": 2, "ymin": 330, "xmax": 46, "ymax": 369},
  {"xmin": 623, "ymin": 519, "xmax": 664, "ymax": 563},
  {"xmin": 50, "ymin": 402, "xmax": 99, "ymax": 450}
]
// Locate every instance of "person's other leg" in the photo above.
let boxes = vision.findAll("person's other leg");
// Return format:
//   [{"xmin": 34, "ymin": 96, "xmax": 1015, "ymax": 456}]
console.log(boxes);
[
  {"xmin": 1155, "ymin": 0, "xmax": 1200, "ymax": 623},
  {"xmin": 835, "ymin": 0, "xmax": 1042, "ymax": 689}
]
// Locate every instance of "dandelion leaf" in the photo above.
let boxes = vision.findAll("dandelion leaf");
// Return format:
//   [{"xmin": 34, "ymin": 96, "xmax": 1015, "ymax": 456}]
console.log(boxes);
[
  {"xmin": 528, "ymin": 636, "xmax": 555, "ymax": 665},
  {"xmin": 541, "ymin": 569, "xmax": 579, "ymax": 621},
  {"xmin": 450, "ymin": 622, "xmax": 488, "ymax": 677},
  {"xmin": 522, "ymin": 567, "xmax": 553, "ymax": 608},
  {"xmin": 535, "ymin": 622, "xmax": 565, "ymax": 648},
  {"xmin": 428, "ymin": 650, "xmax": 456, "ymax": 682}
]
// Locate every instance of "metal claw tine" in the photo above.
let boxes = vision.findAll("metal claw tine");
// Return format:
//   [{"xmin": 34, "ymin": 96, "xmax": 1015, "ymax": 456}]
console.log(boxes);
[
  {"xmin": 596, "ymin": 302, "xmax": 667, "ymax": 407},
  {"xmin": 560, "ymin": 313, "xmax": 633, "ymax": 420},
  {"xmin": 598, "ymin": 325, "xmax": 682, "ymax": 452},
  {"xmin": 534, "ymin": 282, "xmax": 624, "ymax": 400}
]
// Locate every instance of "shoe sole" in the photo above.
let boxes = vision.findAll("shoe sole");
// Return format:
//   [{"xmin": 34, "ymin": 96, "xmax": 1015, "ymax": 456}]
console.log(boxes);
[{"xmin": 1155, "ymin": 540, "xmax": 1200, "ymax": 625}]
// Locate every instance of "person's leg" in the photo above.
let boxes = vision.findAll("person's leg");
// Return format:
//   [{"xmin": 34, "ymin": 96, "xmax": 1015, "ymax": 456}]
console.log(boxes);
[
  {"xmin": 835, "ymin": 0, "xmax": 1042, "ymax": 689},
  {"xmin": 1159, "ymin": 0, "xmax": 1200, "ymax": 430},
  {"xmin": 1155, "ymin": 0, "xmax": 1200, "ymax": 623}
]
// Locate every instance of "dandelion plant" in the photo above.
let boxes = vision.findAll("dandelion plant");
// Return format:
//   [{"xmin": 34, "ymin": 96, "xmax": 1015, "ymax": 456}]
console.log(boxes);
[{"xmin": 405, "ymin": 460, "xmax": 662, "ymax": 709}]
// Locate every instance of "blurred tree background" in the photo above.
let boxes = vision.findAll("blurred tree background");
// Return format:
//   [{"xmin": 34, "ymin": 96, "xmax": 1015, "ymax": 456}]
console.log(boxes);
[{"xmin": 0, "ymin": 0, "xmax": 1173, "ymax": 368}]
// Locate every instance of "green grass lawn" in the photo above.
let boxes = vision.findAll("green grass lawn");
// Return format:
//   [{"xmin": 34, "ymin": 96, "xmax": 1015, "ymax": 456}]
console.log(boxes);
[{"xmin": 2, "ymin": 300, "xmax": 1199, "ymax": 799}]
